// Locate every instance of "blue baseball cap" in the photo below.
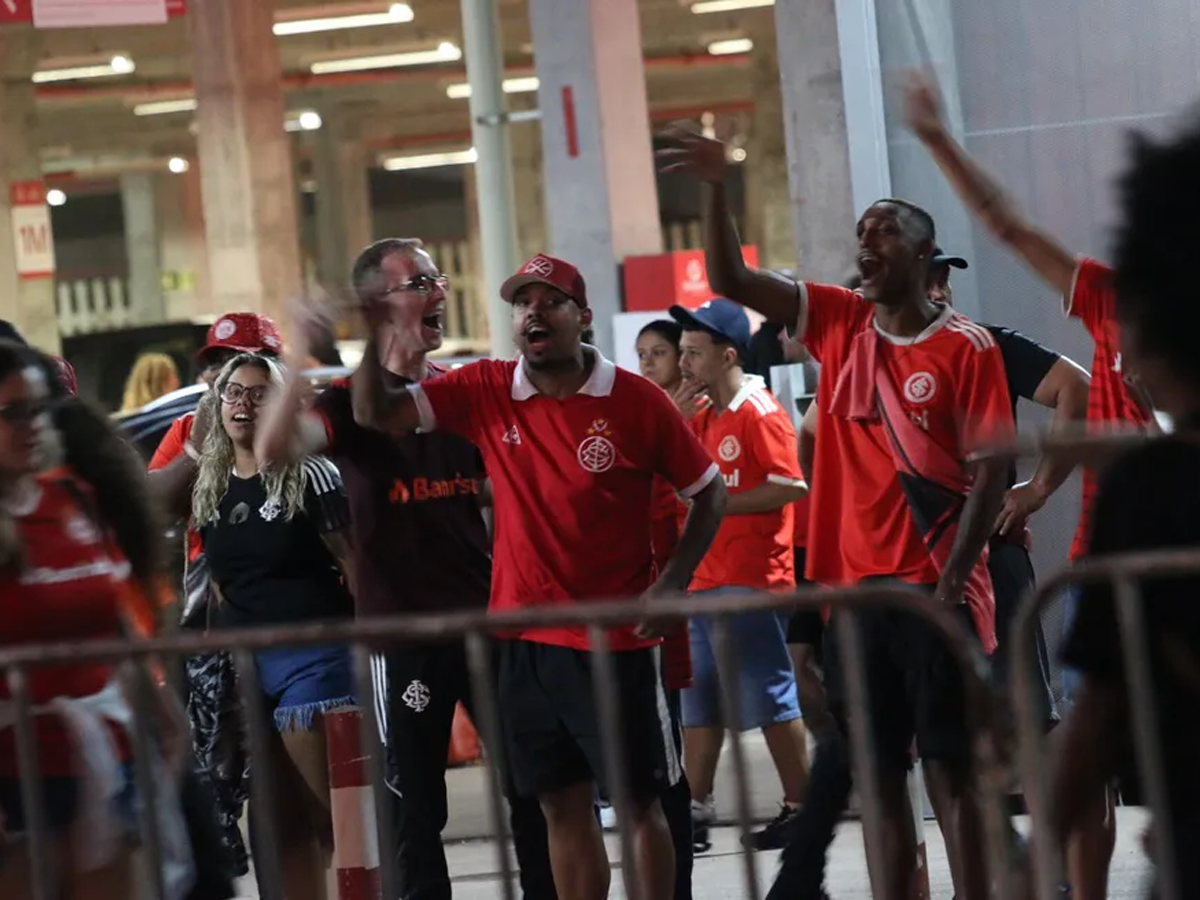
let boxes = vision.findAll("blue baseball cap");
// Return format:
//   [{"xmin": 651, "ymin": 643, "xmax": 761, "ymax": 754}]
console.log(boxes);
[
  {"xmin": 931, "ymin": 247, "xmax": 968, "ymax": 269},
  {"xmin": 669, "ymin": 299, "xmax": 751, "ymax": 353}
]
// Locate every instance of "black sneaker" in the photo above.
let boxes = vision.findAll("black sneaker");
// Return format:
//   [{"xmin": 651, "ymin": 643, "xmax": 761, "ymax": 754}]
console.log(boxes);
[
  {"xmin": 691, "ymin": 799, "xmax": 714, "ymax": 854},
  {"xmin": 742, "ymin": 803, "xmax": 800, "ymax": 850}
]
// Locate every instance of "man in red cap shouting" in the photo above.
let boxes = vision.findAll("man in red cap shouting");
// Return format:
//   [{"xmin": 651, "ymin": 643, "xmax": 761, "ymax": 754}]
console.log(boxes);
[{"xmin": 260, "ymin": 252, "xmax": 727, "ymax": 900}]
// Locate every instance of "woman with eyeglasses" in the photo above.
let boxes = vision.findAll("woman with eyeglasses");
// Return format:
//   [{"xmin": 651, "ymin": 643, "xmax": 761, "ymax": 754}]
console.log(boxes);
[
  {"xmin": 0, "ymin": 339, "xmax": 195, "ymax": 899},
  {"xmin": 189, "ymin": 353, "xmax": 354, "ymax": 900}
]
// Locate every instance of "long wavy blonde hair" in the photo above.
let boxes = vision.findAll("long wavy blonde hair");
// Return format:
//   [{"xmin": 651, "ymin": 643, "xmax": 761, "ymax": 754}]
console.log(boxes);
[
  {"xmin": 190, "ymin": 353, "xmax": 307, "ymax": 527},
  {"xmin": 121, "ymin": 352, "xmax": 180, "ymax": 412}
]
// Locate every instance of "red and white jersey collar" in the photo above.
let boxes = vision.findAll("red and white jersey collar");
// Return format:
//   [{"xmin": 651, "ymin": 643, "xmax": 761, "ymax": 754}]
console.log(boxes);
[{"xmin": 511, "ymin": 344, "xmax": 617, "ymax": 401}]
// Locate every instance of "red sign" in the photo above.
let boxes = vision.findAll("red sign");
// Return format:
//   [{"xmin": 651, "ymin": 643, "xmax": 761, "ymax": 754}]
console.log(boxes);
[
  {"xmin": 622, "ymin": 247, "xmax": 759, "ymax": 312},
  {"xmin": 10, "ymin": 181, "xmax": 44, "ymax": 206},
  {"xmin": 0, "ymin": 0, "xmax": 32, "ymax": 25},
  {"xmin": 9, "ymin": 180, "xmax": 55, "ymax": 279}
]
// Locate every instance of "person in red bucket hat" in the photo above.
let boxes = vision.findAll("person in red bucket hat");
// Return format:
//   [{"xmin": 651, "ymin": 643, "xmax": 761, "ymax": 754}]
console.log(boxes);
[{"xmin": 196, "ymin": 312, "xmax": 283, "ymax": 385}]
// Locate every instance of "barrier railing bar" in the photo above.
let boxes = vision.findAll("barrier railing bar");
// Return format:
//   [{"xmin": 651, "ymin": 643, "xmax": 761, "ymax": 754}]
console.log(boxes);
[
  {"xmin": 125, "ymin": 661, "xmax": 167, "ymax": 900},
  {"xmin": 7, "ymin": 665, "xmax": 54, "ymax": 900},
  {"xmin": 834, "ymin": 610, "xmax": 890, "ymax": 897},
  {"xmin": 233, "ymin": 648, "xmax": 285, "ymax": 900},
  {"xmin": 351, "ymin": 644, "xmax": 399, "ymax": 900},
  {"xmin": 1113, "ymin": 574, "xmax": 1179, "ymax": 900},
  {"xmin": 463, "ymin": 630, "xmax": 518, "ymax": 900},
  {"xmin": 587, "ymin": 625, "xmax": 642, "ymax": 900},
  {"xmin": 709, "ymin": 617, "xmax": 760, "ymax": 900}
]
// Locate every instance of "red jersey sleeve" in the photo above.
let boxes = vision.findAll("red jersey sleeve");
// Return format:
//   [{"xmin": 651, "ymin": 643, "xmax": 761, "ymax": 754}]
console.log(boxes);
[
  {"xmin": 148, "ymin": 415, "xmax": 193, "ymax": 471},
  {"xmin": 747, "ymin": 408, "xmax": 806, "ymax": 488},
  {"xmin": 955, "ymin": 345, "xmax": 1017, "ymax": 455},
  {"xmin": 796, "ymin": 282, "xmax": 874, "ymax": 365},
  {"xmin": 646, "ymin": 383, "xmax": 718, "ymax": 498},
  {"xmin": 1064, "ymin": 257, "xmax": 1115, "ymax": 338},
  {"xmin": 409, "ymin": 360, "xmax": 502, "ymax": 443}
]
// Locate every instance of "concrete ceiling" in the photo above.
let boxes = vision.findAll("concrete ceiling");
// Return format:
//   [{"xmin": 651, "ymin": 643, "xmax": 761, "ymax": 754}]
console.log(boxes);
[{"xmin": 0, "ymin": 0, "xmax": 772, "ymax": 178}]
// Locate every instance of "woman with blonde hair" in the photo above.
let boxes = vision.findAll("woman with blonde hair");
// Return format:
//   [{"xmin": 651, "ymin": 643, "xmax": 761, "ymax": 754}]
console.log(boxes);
[
  {"xmin": 188, "ymin": 352, "xmax": 354, "ymax": 900},
  {"xmin": 121, "ymin": 352, "xmax": 181, "ymax": 413}
]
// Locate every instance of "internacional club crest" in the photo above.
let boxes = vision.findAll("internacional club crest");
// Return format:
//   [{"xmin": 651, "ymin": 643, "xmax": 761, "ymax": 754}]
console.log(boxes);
[
  {"xmin": 213, "ymin": 317, "xmax": 238, "ymax": 341},
  {"xmin": 402, "ymin": 679, "xmax": 431, "ymax": 712},
  {"xmin": 903, "ymin": 371, "xmax": 938, "ymax": 405},
  {"xmin": 524, "ymin": 255, "xmax": 555, "ymax": 278},
  {"xmin": 718, "ymin": 435, "xmax": 741, "ymax": 462},
  {"xmin": 577, "ymin": 418, "xmax": 616, "ymax": 474}
]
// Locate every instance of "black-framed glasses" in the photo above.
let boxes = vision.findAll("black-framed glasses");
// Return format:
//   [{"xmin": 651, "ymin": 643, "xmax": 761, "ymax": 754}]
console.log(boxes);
[
  {"xmin": 382, "ymin": 274, "xmax": 450, "ymax": 298},
  {"xmin": 0, "ymin": 400, "xmax": 50, "ymax": 425},
  {"xmin": 220, "ymin": 383, "xmax": 271, "ymax": 407}
]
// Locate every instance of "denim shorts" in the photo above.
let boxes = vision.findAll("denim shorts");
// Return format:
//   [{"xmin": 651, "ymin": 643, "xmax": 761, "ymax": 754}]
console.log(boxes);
[
  {"xmin": 254, "ymin": 645, "xmax": 355, "ymax": 732},
  {"xmin": 0, "ymin": 761, "xmax": 137, "ymax": 837},
  {"xmin": 681, "ymin": 587, "xmax": 802, "ymax": 731}
]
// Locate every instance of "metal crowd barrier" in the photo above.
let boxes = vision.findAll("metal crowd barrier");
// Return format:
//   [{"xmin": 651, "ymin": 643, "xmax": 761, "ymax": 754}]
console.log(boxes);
[
  {"xmin": 0, "ymin": 584, "xmax": 1007, "ymax": 900},
  {"xmin": 1011, "ymin": 547, "xmax": 1200, "ymax": 900}
]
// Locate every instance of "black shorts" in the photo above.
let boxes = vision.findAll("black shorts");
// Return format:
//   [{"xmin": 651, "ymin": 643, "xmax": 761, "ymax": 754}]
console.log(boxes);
[
  {"xmin": 786, "ymin": 547, "xmax": 825, "ymax": 647},
  {"xmin": 823, "ymin": 587, "xmax": 977, "ymax": 773},
  {"xmin": 497, "ymin": 640, "xmax": 680, "ymax": 801},
  {"xmin": 987, "ymin": 540, "xmax": 1058, "ymax": 726}
]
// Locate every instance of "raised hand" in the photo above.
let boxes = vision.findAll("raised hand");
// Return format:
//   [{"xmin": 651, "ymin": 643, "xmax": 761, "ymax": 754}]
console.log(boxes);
[
  {"xmin": 903, "ymin": 70, "xmax": 948, "ymax": 142},
  {"xmin": 655, "ymin": 126, "xmax": 729, "ymax": 183},
  {"xmin": 286, "ymin": 288, "xmax": 339, "ymax": 366},
  {"xmin": 671, "ymin": 378, "xmax": 710, "ymax": 420}
]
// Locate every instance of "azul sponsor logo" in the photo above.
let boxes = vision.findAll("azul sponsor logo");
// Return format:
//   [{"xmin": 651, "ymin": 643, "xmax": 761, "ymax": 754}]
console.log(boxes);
[
  {"xmin": 389, "ymin": 474, "xmax": 483, "ymax": 504},
  {"xmin": 722, "ymin": 469, "xmax": 741, "ymax": 489}
]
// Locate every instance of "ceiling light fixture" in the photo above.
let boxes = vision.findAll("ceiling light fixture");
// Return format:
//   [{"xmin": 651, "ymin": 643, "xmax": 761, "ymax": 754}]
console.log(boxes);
[
  {"xmin": 382, "ymin": 147, "xmax": 478, "ymax": 172},
  {"xmin": 133, "ymin": 98, "xmax": 198, "ymax": 116},
  {"xmin": 445, "ymin": 76, "xmax": 540, "ymax": 100},
  {"xmin": 707, "ymin": 37, "xmax": 754, "ymax": 55},
  {"xmin": 310, "ymin": 41, "xmax": 462, "ymax": 74},
  {"xmin": 46, "ymin": 189, "xmax": 67, "ymax": 207},
  {"xmin": 168, "ymin": 156, "xmax": 190, "ymax": 174},
  {"xmin": 274, "ymin": 2, "xmax": 413, "ymax": 36},
  {"xmin": 284, "ymin": 110, "xmax": 324, "ymax": 132},
  {"xmin": 691, "ymin": 0, "xmax": 774, "ymax": 13},
  {"xmin": 32, "ymin": 54, "xmax": 136, "ymax": 84}
]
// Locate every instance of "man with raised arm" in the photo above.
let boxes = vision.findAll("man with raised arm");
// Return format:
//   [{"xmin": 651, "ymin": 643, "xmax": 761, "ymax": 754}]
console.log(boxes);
[
  {"xmin": 660, "ymin": 129, "xmax": 1014, "ymax": 900},
  {"xmin": 257, "ymin": 251, "xmax": 727, "ymax": 900},
  {"xmin": 904, "ymin": 72, "xmax": 1155, "ymax": 899}
]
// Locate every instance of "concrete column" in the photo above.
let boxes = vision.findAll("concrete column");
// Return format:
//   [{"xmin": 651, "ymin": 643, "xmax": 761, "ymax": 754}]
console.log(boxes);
[
  {"xmin": 528, "ymin": 0, "xmax": 663, "ymax": 355},
  {"xmin": 509, "ymin": 95, "xmax": 546, "ymax": 263},
  {"xmin": 156, "ymin": 163, "xmax": 212, "ymax": 323},
  {"xmin": 744, "ymin": 17, "xmax": 797, "ymax": 272},
  {"xmin": 0, "ymin": 35, "xmax": 59, "ymax": 352},
  {"xmin": 120, "ymin": 171, "xmax": 164, "ymax": 326},
  {"xmin": 312, "ymin": 109, "xmax": 373, "ymax": 293},
  {"xmin": 773, "ymin": 0, "xmax": 858, "ymax": 281},
  {"xmin": 188, "ymin": 0, "xmax": 302, "ymax": 326}
]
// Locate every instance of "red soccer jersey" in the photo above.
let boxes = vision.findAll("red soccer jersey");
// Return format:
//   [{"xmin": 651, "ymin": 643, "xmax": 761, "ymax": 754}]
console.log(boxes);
[
  {"xmin": 799, "ymin": 284, "xmax": 1015, "ymax": 650},
  {"xmin": 0, "ymin": 472, "xmax": 133, "ymax": 777},
  {"xmin": 413, "ymin": 352, "xmax": 718, "ymax": 651},
  {"xmin": 689, "ymin": 375, "xmax": 804, "ymax": 592},
  {"xmin": 149, "ymin": 413, "xmax": 203, "ymax": 564},
  {"xmin": 792, "ymin": 494, "xmax": 811, "ymax": 549},
  {"xmin": 1064, "ymin": 258, "xmax": 1152, "ymax": 559}
]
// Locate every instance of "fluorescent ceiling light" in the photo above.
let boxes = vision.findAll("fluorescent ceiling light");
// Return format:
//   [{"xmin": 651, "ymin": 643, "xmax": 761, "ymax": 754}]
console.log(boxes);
[
  {"xmin": 691, "ymin": 0, "xmax": 773, "ymax": 12},
  {"xmin": 707, "ymin": 37, "xmax": 754, "ymax": 55},
  {"xmin": 46, "ymin": 189, "xmax": 67, "ymax": 207},
  {"xmin": 382, "ymin": 147, "xmax": 477, "ymax": 171},
  {"xmin": 134, "ymin": 98, "xmax": 198, "ymax": 116},
  {"xmin": 32, "ymin": 55, "xmax": 136, "ymax": 84},
  {"xmin": 275, "ymin": 3, "xmax": 413, "ymax": 36},
  {"xmin": 310, "ymin": 41, "xmax": 462, "ymax": 74},
  {"xmin": 446, "ymin": 76, "xmax": 539, "ymax": 100}
]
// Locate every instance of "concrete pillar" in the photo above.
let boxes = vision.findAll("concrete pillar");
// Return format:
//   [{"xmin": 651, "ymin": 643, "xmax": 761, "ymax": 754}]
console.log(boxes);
[
  {"xmin": 528, "ymin": 0, "xmax": 663, "ymax": 355},
  {"xmin": 0, "ymin": 35, "xmax": 59, "ymax": 352},
  {"xmin": 773, "ymin": 0, "xmax": 858, "ymax": 281},
  {"xmin": 509, "ymin": 95, "xmax": 546, "ymax": 263},
  {"xmin": 156, "ymin": 163, "xmax": 212, "ymax": 323},
  {"xmin": 743, "ymin": 17, "xmax": 797, "ymax": 272},
  {"xmin": 312, "ymin": 109, "xmax": 373, "ymax": 293},
  {"xmin": 188, "ymin": 0, "xmax": 302, "ymax": 326},
  {"xmin": 121, "ymin": 171, "xmax": 164, "ymax": 326}
]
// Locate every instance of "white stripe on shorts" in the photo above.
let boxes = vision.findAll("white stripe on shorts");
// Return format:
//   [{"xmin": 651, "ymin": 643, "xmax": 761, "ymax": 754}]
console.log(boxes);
[{"xmin": 651, "ymin": 646, "xmax": 682, "ymax": 786}]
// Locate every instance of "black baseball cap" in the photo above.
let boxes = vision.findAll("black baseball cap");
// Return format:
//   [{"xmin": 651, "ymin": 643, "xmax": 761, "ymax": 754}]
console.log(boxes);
[
  {"xmin": 931, "ymin": 247, "xmax": 969, "ymax": 269},
  {"xmin": 0, "ymin": 320, "xmax": 27, "ymax": 345}
]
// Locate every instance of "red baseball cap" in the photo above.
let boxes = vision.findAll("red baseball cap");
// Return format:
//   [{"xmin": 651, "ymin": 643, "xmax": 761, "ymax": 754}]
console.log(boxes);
[
  {"xmin": 197, "ymin": 313, "xmax": 283, "ymax": 365},
  {"xmin": 500, "ymin": 254, "xmax": 588, "ymax": 309}
]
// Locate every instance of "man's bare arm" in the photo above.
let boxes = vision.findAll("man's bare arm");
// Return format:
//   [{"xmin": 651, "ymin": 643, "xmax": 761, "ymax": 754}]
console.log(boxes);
[
  {"xmin": 905, "ymin": 73, "xmax": 1077, "ymax": 297},
  {"xmin": 349, "ymin": 339, "xmax": 421, "ymax": 436},
  {"xmin": 652, "ymin": 477, "xmax": 727, "ymax": 595},
  {"xmin": 725, "ymin": 481, "xmax": 807, "ymax": 516},
  {"xmin": 935, "ymin": 456, "xmax": 1008, "ymax": 604},
  {"xmin": 148, "ymin": 454, "xmax": 199, "ymax": 521},
  {"xmin": 255, "ymin": 362, "xmax": 328, "ymax": 465},
  {"xmin": 798, "ymin": 401, "xmax": 818, "ymax": 482}
]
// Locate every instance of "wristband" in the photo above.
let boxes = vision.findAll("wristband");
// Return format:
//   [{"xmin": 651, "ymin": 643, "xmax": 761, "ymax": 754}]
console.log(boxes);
[{"xmin": 183, "ymin": 441, "xmax": 200, "ymax": 462}]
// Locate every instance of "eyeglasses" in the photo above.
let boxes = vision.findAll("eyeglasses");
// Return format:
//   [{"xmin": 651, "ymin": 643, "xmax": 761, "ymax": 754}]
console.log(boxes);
[
  {"xmin": 0, "ymin": 400, "xmax": 50, "ymax": 425},
  {"xmin": 382, "ymin": 274, "xmax": 450, "ymax": 298},
  {"xmin": 220, "ymin": 383, "xmax": 271, "ymax": 407}
]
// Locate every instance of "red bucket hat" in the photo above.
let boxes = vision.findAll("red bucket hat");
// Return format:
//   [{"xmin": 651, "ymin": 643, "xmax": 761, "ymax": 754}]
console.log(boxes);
[{"xmin": 197, "ymin": 313, "xmax": 283, "ymax": 365}]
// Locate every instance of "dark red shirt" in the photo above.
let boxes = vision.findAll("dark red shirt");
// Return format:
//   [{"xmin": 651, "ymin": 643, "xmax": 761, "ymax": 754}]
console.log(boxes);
[{"xmin": 313, "ymin": 370, "xmax": 492, "ymax": 617}]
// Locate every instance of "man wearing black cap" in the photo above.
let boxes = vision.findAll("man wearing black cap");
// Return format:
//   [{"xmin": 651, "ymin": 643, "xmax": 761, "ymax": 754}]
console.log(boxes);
[{"xmin": 668, "ymin": 299, "xmax": 810, "ymax": 854}]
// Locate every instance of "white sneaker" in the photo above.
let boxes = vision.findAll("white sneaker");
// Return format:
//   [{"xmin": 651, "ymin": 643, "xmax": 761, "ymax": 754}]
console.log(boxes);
[{"xmin": 599, "ymin": 802, "xmax": 617, "ymax": 831}]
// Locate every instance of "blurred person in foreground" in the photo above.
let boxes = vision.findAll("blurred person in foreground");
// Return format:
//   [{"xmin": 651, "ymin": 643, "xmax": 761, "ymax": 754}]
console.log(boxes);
[
  {"xmin": 0, "ymin": 340, "xmax": 195, "ymax": 899},
  {"xmin": 121, "ymin": 351, "xmax": 181, "ymax": 413},
  {"xmin": 1050, "ymin": 111, "xmax": 1200, "ymax": 899}
]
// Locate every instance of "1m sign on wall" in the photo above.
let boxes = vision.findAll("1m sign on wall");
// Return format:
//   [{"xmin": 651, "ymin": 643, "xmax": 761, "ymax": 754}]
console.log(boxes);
[{"xmin": 9, "ymin": 182, "xmax": 55, "ymax": 279}]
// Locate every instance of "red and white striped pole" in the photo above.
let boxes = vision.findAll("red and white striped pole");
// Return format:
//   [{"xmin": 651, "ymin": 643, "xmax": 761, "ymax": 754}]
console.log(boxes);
[{"xmin": 327, "ymin": 708, "xmax": 382, "ymax": 900}]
